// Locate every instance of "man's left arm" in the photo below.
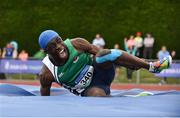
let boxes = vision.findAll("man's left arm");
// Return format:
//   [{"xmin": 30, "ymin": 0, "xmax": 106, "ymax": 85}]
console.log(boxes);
[{"xmin": 71, "ymin": 38, "xmax": 100, "ymax": 55}]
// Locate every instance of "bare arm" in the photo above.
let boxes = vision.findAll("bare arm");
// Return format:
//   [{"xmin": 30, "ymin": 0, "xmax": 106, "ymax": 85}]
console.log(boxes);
[
  {"xmin": 71, "ymin": 38, "xmax": 100, "ymax": 55},
  {"xmin": 38, "ymin": 65, "xmax": 55, "ymax": 96}
]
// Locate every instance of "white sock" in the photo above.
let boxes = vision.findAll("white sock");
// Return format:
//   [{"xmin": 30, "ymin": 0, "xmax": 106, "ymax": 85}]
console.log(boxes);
[{"xmin": 149, "ymin": 62, "xmax": 154, "ymax": 72}]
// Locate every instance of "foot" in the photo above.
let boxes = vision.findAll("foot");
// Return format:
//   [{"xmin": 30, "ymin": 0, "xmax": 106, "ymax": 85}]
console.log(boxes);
[{"xmin": 149, "ymin": 56, "xmax": 172, "ymax": 73}]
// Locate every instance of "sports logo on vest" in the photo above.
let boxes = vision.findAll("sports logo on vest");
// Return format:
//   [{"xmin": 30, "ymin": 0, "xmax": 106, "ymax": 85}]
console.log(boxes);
[
  {"xmin": 73, "ymin": 56, "xmax": 79, "ymax": 63},
  {"xmin": 58, "ymin": 72, "xmax": 64, "ymax": 78}
]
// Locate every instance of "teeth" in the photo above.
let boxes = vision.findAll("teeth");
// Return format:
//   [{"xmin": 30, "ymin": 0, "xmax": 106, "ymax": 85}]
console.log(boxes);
[{"xmin": 60, "ymin": 49, "xmax": 64, "ymax": 54}]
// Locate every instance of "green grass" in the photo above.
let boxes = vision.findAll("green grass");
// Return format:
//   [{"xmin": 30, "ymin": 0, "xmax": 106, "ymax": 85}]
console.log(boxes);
[
  {"xmin": 113, "ymin": 67, "xmax": 180, "ymax": 84},
  {"xmin": 4, "ymin": 73, "xmax": 37, "ymax": 80}
]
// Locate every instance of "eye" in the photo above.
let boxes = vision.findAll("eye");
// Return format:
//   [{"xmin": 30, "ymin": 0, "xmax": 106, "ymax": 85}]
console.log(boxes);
[
  {"xmin": 46, "ymin": 44, "xmax": 56, "ymax": 52},
  {"xmin": 56, "ymin": 39, "xmax": 62, "ymax": 44},
  {"xmin": 49, "ymin": 44, "xmax": 56, "ymax": 49}
]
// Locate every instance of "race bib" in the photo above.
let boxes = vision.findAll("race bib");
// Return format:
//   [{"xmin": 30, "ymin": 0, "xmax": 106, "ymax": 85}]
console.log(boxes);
[
  {"xmin": 61, "ymin": 65, "xmax": 94, "ymax": 95},
  {"xmin": 74, "ymin": 65, "xmax": 94, "ymax": 89}
]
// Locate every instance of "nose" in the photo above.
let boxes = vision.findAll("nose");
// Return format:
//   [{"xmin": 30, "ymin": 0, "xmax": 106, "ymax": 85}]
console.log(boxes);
[{"xmin": 56, "ymin": 44, "xmax": 62, "ymax": 51}]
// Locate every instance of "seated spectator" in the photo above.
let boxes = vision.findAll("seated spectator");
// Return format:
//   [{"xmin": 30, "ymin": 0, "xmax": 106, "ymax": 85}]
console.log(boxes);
[
  {"xmin": 18, "ymin": 50, "xmax": 29, "ymax": 61},
  {"xmin": 134, "ymin": 32, "xmax": 143, "ymax": 57},
  {"xmin": 92, "ymin": 34, "xmax": 105, "ymax": 49},
  {"xmin": 157, "ymin": 46, "xmax": 170, "ymax": 60},
  {"xmin": 2, "ymin": 43, "xmax": 17, "ymax": 59},
  {"xmin": 33, "ymin": 49, "xmax": 46, "ymax": 60},
  {"xmin": 143, "ymin": 33, "xmax": 154, "ymax": 59}
]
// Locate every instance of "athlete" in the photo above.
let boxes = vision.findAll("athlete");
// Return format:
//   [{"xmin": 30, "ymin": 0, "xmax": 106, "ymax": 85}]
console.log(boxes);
[{"xmin": 38, "ymin": 30, "xmax": 172, "ymax": 97}]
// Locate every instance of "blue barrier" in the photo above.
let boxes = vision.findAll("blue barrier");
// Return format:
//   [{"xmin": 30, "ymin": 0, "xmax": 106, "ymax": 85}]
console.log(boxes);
[
  {"xmin": 0, "ymin": 59, "xmax": 180, "ymax": 78},
  {"xmin": 0, "ymin": 59, "xmax": 43, "ymax": 74},
  {"xmin": 155, "ymin": 63, "xmax": 180, "ymax": 78}
]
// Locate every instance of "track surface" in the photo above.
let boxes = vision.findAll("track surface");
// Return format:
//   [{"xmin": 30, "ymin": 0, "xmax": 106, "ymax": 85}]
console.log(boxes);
[
  {"xmin": 0, "ymin": 79, "xmax": 180, "ymax": 91},
  {"xmin": 0, "ymin": 83, "xmax": 180, "ymax": 117}
]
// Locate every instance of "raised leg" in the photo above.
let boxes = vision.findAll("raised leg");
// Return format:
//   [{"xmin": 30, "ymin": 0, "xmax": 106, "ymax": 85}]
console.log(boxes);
[
  {"xmin": 95, "ymin": 49, "xmax": 171, "ymax": 73},
  {"xmin": 114, "ymin": 50, "xmax": 149, "ymax": 70},
  {"xmin": 96, "ymin": 49, "xmax": 149, "ymax": 70}
]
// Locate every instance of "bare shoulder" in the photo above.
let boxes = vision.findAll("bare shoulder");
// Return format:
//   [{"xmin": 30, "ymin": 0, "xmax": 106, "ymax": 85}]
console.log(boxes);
[
  {"xmin": 71, "ymin": 38, "xmax": 91, "ymax": 49},
  {"xmin": 39, "ymin": 64, "xmax": 55, "ymax": 86},
  {"xmin": 70, "ymin": 38, "xmax": 99, "ymax": 54}
]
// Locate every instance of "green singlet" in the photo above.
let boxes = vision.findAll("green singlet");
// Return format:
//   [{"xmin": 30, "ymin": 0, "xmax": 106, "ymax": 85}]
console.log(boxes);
[{"xmin": 54, "ymin": 39, "xmax": 93, "ymax": 87}]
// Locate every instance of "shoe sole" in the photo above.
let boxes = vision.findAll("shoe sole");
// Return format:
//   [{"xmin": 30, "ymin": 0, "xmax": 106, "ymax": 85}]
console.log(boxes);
[{"xmin": 167, "ymin": 55, "xmax": 172, "ymax": 67}]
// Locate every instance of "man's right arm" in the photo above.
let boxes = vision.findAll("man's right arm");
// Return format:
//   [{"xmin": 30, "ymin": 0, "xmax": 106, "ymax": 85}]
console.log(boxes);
[{"xmin": 39, "ymin": 65, "xmax": 55, "ymax": 96}]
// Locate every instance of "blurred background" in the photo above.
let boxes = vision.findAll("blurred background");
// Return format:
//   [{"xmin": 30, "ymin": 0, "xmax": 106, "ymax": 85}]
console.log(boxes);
[{"xmin": 0, "ymin": 0, "xmax": 180, "ymax": 85}]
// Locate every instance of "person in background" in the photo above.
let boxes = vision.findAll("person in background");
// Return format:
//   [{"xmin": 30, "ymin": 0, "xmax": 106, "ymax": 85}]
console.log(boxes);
[
  {"xmin": 143, "ymin": 33, "xmax": 154, "ymax": 59},
  {"xmin": 33, "ymin": 49, "xmax": 46, "ymax": 60},
  {"xmin": 0, "ymin": 48, "xmax": 2, "ymax": 58},
  {"xmin": 157, "ymin": 46, "xmax": 170, "ymax": 84},
  {"xmin": 171, "ymin": 50, "xmax": 176, "ymax": 59},
  {"xmin": 92, "ymin": 34, "xmax": 105, "ymax": 49},
  {"xmin": 10, "ymin": 40, "xmax": 18, "ymax": 51},
  {"xmin": 127, "ymin": 36, "xmax": 135, "ymax": 50},
  {"xmin": 114, "ymin": 43, "xmax": 120, "ymax": 49},
  {"xmin": 18, "ymin": 50, "xmax": 29, "ymax": 61},
  {"xmin": 2, "ymin": 43, "xmax": 17, "ymax": 59},
  {"xmin": 157, "ymin": 46, "xmax": 170, "ymax": 60},
  {"xmin": 134, "ymin": 32, "xmax": 143, "ymax": 58},
  {"xmin": 124, "ymin": 37, "xmax": 137, "ymax": 81},
  {"xmin": 114, "ymin": 43, "xmax": 120, "ymax": 79}
]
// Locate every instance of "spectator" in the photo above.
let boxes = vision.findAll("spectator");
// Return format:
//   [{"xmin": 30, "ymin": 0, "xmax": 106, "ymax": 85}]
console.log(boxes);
[
  {"xmin": 18, "ymin": 50, "xmax": 29, "ymax": 61},
  {"xmin": 157, "ymin": 46, "xmax": 170, "ymax": 84},
  {"xmin": 33, "ymin": 49, "xmax": 46, "ymax": 60},
  {"xmin": 10, "ymin": 40, "xmax": 18, "ymax": 50},
  {"xmin": 114, "ymin": 43, "xmax": 120, "ymax": 79},
  {"xmin": 143, "ymin": 33, "xmax": 154, "ymax": 59},
  {"xmin": 171, "ymin": 50, "xmax": 176, "ymax": 59},
  {"xmin": 92, "ymin": 34, "xmax": 105, "ymax": 49},
  {"xmin": 157, "ymin": 46, "xmax": 170, "ymax": 60},
  {"xmin": 127, "ymin": 35, "xmax": 135, "ymax": 49},
  {"xmin": 0, "ymin": 48, "xmax": 2, "ymax": 58},
  {"xmin": 124, "ymin": 38, "xmax": 137, "ymax": 81},
  {"xmin": 134, "ymin": 32, "xmax": 143, "ymax": 57},
  {"xmin": 2, "ymin": 43, "xmax": 17, "ymax": 59},
  {"xmin": 114, "ymin": 43, "xmax": 120, "ymax": 49}
]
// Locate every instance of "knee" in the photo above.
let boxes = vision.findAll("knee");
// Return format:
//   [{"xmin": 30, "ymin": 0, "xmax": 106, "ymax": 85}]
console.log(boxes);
[
  {"xmin": 85, "ymin": 87, "xmax": 107, "ymax": 97},
  {"xmin": 96, "ymin": 49, "xmax": 122, "ymax": 63}
]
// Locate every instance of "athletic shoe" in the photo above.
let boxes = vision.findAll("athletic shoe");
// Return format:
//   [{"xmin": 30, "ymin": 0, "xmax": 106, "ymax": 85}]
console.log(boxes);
[{"xmin": 149, "ymin": 55, "xmax": 172, "ymax": 73}]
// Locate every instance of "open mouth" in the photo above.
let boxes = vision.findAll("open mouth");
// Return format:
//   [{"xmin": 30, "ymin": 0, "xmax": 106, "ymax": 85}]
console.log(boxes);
[
  {"xmin": 60, "ymin": 48, "xmax": 64, "ymax": 54},
  {"xmin": 58, "ymin": 48, "xmax": 66, "ymax": 58}
]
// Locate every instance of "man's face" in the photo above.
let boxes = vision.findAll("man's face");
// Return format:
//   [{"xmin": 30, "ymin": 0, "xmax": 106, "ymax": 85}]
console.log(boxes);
[
  {"xmin": 162, "ymin": 46, "xmax": 166, "ymax": 52},
  {"xmin": 96, "ymin": 34, "xmax": 100, "ymax": 39},
  {"xmin": 45, "ymin": 37, "xmax": 68, "ymax": 66},
  {"xmin": 147, "ymin": 34, "xmax": 151, "ymax": 38}
]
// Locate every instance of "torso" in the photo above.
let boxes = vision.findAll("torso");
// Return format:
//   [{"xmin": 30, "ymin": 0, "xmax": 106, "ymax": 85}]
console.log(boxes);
[{"xmin": 42, "ymin": 39, "xmax": 93, "ymax": 92}]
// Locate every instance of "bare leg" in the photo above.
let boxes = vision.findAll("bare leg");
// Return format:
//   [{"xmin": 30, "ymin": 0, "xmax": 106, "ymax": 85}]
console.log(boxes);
[
  {"xmin": 114, "ymin": 50, "xmax": 150, "ymax": 70},
  {"xmin": 95, "ymin": 49, "xmax": 171, "ymax": 73},
  {"xmin": 96, "ymin": 49, "xmax": 150, "ymax": 70},
  {"xmin": 84, "ymin": 87, "xmax": 107, "ymax": 97}
]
